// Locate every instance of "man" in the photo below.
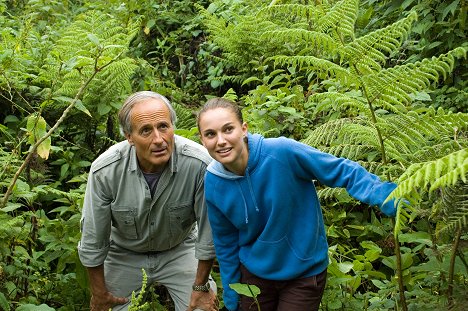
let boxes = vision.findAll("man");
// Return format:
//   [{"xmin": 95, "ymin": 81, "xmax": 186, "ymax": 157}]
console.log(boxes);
[{"xmin": 78, "ymin": 91, "xmax": 218, "ymax": 311}]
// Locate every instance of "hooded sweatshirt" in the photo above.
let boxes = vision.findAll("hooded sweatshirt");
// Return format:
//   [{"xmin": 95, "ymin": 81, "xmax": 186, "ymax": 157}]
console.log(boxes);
[{"xmin": 204, "ymin": 133, "xmax": 397, "ymax": 311}]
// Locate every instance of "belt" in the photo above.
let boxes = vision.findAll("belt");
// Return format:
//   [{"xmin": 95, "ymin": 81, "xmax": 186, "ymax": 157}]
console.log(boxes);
[{"xmin": 142, "ymin": 249, "xmax": 164, "ymax": 256}]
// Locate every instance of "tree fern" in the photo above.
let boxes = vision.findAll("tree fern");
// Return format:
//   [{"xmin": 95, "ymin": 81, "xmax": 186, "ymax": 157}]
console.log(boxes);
[
  {"xmin": 342, "ymin": 11, "xmax": 417, "ymax": 73},
  {"xmin": 39, "ymin": 10, "xmax": 142, "ymax": 116},
  {"xmin": 435, "ymin": 183, "xmax": 468, "ymax": 235},
  {"xmin": 316, "ymin": 0, "xmax": 359, "ymax": 41},
  {"xmin": 387, "ymin": 149, "xmax": 468, "ymax": 204}
]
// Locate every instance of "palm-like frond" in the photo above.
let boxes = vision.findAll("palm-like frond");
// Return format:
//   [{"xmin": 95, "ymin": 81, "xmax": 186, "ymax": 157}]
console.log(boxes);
[
  {"xmin": 342, "ymin": 11, "xmax": 417, "ymax": 73},
  {"xmin": 363, "ymin": 47, "xmax": 467, "ymax": 110},
  {"xmin": 388, "ymin": 149, "xmax": 468, "ymax": 204},
  {"xmin": 435, "ymin": 183, "xmax": 468, "ymax": 235},
  {"xmin": 317, "ymin": 0, "xmax": 359, "ymax": 41},
  {"xmin": 39, "ymin": 10, "xmax": 142, "ymax": 117}
]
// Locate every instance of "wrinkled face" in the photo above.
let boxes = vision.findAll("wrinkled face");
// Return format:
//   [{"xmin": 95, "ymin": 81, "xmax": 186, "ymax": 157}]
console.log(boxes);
[
  {"xmin": 198, "ymin": 107, "xmax": 248, "ymax": 175},
  {"xmin": 126, "ymin": 99, "xmax": 174, "ymax": 173}
]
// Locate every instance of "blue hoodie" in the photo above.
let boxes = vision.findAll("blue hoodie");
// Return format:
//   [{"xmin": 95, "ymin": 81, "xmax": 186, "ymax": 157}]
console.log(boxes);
[{"xmin": 204, "ymin": 133, "xmax": 397, "ymax": 311}]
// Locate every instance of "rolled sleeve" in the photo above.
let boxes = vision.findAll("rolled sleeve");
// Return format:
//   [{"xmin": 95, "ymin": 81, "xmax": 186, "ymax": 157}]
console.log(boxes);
[
  {"xmin": 77, "ymin": 169, "xmax": 112, "ymax": 267},
  {"xmin": 194, "ymin": 168, "xmax": 216, "ymax": 260}
]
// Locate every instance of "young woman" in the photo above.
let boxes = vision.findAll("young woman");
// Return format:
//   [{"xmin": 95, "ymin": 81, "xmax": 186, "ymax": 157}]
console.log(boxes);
[{"xmin": 197, "ymin": 98, "xmax": 401, "ymax": 311}]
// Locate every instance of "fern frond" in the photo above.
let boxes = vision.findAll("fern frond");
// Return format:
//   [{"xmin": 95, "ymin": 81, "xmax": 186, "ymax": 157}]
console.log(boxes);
[
  {"xmin": 269, "ymin": 55, "xmax": 354, "ymax": 86},
  {"xmin": 309, "ymin": 92, "xmax": 369, "ymax": 118},
  {"xmin": 328, "ymin": 144, "xmax": 375, "ymax": 161},
  {"xmin": 317, "ymin": 0, "xmax": 359, "ymax": 41},
  {"xmin": 363, "ymin": 47, "xmax": 467, "ymax": 109},
  {"xmin": 262, "ymin": 28, "xmax": 337, "ymax": 55},
  {"xmin": 83, "ymin": 58, "xmax": 138, "ymax": 114},
  {"xmin": 259, "ymin": 3, "xmax": 325, "ymax": 27},
  {"xmin": 301, "ymin": 118, "xmax": 354, "ymax": 147},
  {"xmin": 318, "ymin": 187, "xmax": 352, "ymax": 202},
  {"xmin": 389, "ymin": 149, "xmax": 468, "ymax": 203},
  {"xmin": 342, "ymin": 11, "xmax": 417, "ymax": 73},
  {"xmin": 436, "ymin": 183, "xmax": 468, "ymax": 235},
  {"xmin": 173, "ymin": 103, "xmax": 196, "ymax": 130},
  {"xmin": 339, "ymin": 123, "xmax": 380, "ymax": 150}
]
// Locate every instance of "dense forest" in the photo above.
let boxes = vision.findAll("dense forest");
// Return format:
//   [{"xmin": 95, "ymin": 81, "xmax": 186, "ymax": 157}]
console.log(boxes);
[{"xmin": 0, "ymin": 0, "xmax": 467, "ymax": 310}]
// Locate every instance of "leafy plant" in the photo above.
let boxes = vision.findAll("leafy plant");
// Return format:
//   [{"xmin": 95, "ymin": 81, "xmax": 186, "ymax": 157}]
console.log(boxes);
[
  {"xmin": 200, "ymin": 0, "xmax": 468, "ymax": 310},
  {"xmin": 229, "ymin": 283, "xmax": 261, "ymax": 311}
]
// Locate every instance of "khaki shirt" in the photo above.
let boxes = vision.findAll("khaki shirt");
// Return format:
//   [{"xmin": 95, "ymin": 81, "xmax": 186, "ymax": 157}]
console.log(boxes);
[{"xmin": 78, "ymin": 135, "xmax": 215, "ymax": 267}]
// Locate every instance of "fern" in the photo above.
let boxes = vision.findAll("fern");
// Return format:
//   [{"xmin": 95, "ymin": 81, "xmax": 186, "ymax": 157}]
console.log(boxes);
[
  {"xmin": 388, "ymin": 149, "xmax": 468, "ymax": 204},
  {"xmin": 317, "ymin": 0, "xmax": 359, "ymax": 41},
  {"xmin": 435, "ymin": 183, "xmax": 468, "ymax": 235},
  {"xmin": 39, "ymin": 10, "xmax": 142, "ymax": 117},
  {"xmin": 342, "ymin": 11, "xmax": 417, "ymax": 73}
]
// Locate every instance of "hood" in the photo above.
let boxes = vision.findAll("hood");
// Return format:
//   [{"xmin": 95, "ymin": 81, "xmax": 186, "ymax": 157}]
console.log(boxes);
[{"xmin": 206, "ymin": 133, "xmax": 262, "ymax": 223}]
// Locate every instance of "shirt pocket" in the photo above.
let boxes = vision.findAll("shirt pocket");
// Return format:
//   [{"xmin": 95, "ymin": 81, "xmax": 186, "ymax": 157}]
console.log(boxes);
[
  {"xmin": 111, "ymin": 208, "xmax": 138, "ymax": 240},
  {"xmin": 168, "ymin": 200, "xmax": 195, "ymax": 236}
]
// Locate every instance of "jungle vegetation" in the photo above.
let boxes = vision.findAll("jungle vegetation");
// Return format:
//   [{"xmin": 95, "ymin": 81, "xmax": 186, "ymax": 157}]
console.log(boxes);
[{"xmin": 0, "ymin": 0, "xmax": 467, "ymax": 310}]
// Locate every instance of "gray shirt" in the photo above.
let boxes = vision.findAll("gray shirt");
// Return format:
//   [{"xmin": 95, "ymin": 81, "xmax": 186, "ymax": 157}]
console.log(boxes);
[{"xmin": 78, "ymin": 135, "xmax": 215, "ymax": 267}]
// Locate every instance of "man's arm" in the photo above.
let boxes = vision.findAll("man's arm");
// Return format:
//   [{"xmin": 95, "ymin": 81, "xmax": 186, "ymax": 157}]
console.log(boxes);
[
  {"xmin": 188, "ymin": 259, "xmax": 218, "ymax": 311},
  {"xmin": 87, "ymin": 265, "xmax": 128, "ymax": 311}
]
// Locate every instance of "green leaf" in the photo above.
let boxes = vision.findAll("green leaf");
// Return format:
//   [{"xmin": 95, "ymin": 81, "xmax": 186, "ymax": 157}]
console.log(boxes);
[
  {"xmin": 87, "ymin": 33, "xmax": 100, "ymax": 46},
  {"xmin": 401, "ymin": 0, "xmax": 416, "ymax": 10},
  {"xmin": 1, "ymin": 203, "xmax": 22, "ymax": 213},
  {"xmin": 16, "ymin": 304, "xmax": 55, "ymax": 311},
  {"xmin": 0, "ymin": 292, "xmax": 10, "ymax": 311},
  {"xmin": 398, "ymin": 232, "xmax": 432, "ymax": 246},
  {"xmin": 442, "ymin": 0, "xmax": 460, "ymax": 21},
  {"xmin": 338, "ymin": 262, "xmax": 353, "ymax": 273},
  {"xmin": 75, "ymin": 100, "xmax": 92, "ymax": 117},
  {"xmin": 97, "ymin": 102, "xmax": 112, "ymax": 115},
  {"xmin": 278, "ymin": 106, "xmax": 296, "ymax": 114},
  {"xmin": 410, "ymin": 91, "xmax": 432, "ymax": 101},
  {"xmin": 53, "ymin": 96, "xmax": 91, "ymax": 117},
  {"xmin": 4, "ymin": 115, "xmax": 19, "ymax": 123},
  {"xmin": 242, "ymin": 76, "xmax": 262, "ymax": 86},
  {"xmin": 229, "ymin": 283, "xmax": 261, "ymax": 298},
  {"xmin": 364, "ymin": 249, "xmax": 381, "ymax": 262},
  {"xmin": 26, "ymin": 114, "xmax": 50, "ymax": 159}
]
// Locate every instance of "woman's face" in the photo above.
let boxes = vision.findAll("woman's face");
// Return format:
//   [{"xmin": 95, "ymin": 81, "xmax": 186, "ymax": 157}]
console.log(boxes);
[{"xmin": 198, "ymin": 107, "xmax": 249, "ymax": 175}]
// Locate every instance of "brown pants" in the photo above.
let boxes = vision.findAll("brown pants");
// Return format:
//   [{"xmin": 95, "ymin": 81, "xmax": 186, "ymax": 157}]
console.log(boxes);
[{"xmin": 240, "ymin": 265, "xmax": 327, "ymax": 311}]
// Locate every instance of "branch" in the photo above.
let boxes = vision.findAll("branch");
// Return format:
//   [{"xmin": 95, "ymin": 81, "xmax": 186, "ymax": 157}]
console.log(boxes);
[{"xmin": 1, "ymin": 55, "xmax": 120, "ymax": 209}]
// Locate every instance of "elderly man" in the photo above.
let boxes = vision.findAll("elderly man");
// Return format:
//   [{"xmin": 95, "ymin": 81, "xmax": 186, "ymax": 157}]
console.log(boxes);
[{"xmin": 78, "ymin": 91, "xmax": 217, "ymax": 311}]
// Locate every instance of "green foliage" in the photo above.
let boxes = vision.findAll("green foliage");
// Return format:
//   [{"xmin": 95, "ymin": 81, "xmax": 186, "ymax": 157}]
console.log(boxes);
[
  {"xmin": 202, "ymin": 0, "xmax": 468, "ymax": 310},
  {"xmin": 360, "ymin": 0, "xmax": 468, "ymax": 112},
  {"xmin": 229, "ymin": 283, "xmax": 261, "ymax": 311},
  {"xmin": 128, "ymin": 269, "xmax": 151, "ymax": 311},
  {"xmin": 1, "ymin": 0, "xmax": 467, "ymax": 310}
]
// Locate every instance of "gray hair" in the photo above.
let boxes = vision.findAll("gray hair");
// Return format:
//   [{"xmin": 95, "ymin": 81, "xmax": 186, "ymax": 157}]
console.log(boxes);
[{"xmin": 118, "ymin": 91, "xmax": 177, "ymax": 136}]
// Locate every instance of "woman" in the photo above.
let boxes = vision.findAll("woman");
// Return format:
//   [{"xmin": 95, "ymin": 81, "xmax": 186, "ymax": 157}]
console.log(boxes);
[{"xmin": 197, "ymin": 98, "xmax": 400, "ymax": 311}]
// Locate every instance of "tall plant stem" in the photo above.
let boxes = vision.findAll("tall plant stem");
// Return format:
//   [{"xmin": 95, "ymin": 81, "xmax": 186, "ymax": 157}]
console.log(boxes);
[
  {"xmin": 0, "ymin": 55, "xmax": 118, "ymax": 209},
  {"xmin": 358, "ymin": 69, "xmax": 408, "ymax": 311},
  {"xmin": 447, "ymin": 227, "xmax": 462, "ymax": 307}
]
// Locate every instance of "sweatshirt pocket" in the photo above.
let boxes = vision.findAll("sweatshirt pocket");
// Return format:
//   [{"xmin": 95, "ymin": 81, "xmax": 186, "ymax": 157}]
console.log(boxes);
[{"xmin": 111, "ymin": 208, "xmax": 138, "ymax": 239}]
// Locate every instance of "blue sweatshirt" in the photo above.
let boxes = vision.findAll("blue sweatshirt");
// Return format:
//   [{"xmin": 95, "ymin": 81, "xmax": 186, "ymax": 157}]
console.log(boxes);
[{"xmin": 204, "ymin": 133, "xmax": 397, "ymax": 310}]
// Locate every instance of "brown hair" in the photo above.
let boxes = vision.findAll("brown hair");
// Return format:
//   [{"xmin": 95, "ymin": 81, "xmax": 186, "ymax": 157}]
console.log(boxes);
[{"xmin": 196, "ymin": 97, "xmax": 243, "ymax": 132}]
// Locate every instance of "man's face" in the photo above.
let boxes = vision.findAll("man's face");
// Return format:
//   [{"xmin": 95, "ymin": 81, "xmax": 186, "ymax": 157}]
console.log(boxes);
[{"xmin": 126, "ymin": 98, "xmax": 174, "ymax": 173}]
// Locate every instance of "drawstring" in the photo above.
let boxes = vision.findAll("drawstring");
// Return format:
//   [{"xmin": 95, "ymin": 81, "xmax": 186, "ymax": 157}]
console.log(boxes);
[
  {"xmin": 246, "ymin": 170, "xmax": 259, "ymax": 213},
  {"xmin": 237, "ymin": 169, "xmax": 260, "ymax": 224},
  {"xmin": 236, "ymin": 180, "xmax": 249, "ymax": 224}
]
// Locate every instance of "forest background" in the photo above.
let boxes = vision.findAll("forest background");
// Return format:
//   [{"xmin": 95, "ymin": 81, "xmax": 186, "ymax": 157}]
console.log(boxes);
[{"xmin": 0, "ymin": 0, "xmax": 467, "ymax": 310}]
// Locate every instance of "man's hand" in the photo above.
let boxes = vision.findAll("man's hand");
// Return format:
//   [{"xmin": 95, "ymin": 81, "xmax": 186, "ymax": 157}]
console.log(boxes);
[
  {"xmin": 90, "ymin": 291, "xmax": 128, "ymax": 311},
  {"xmin": 187, "ymin": 289, "xmax": 219, "ymax": 311}
]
